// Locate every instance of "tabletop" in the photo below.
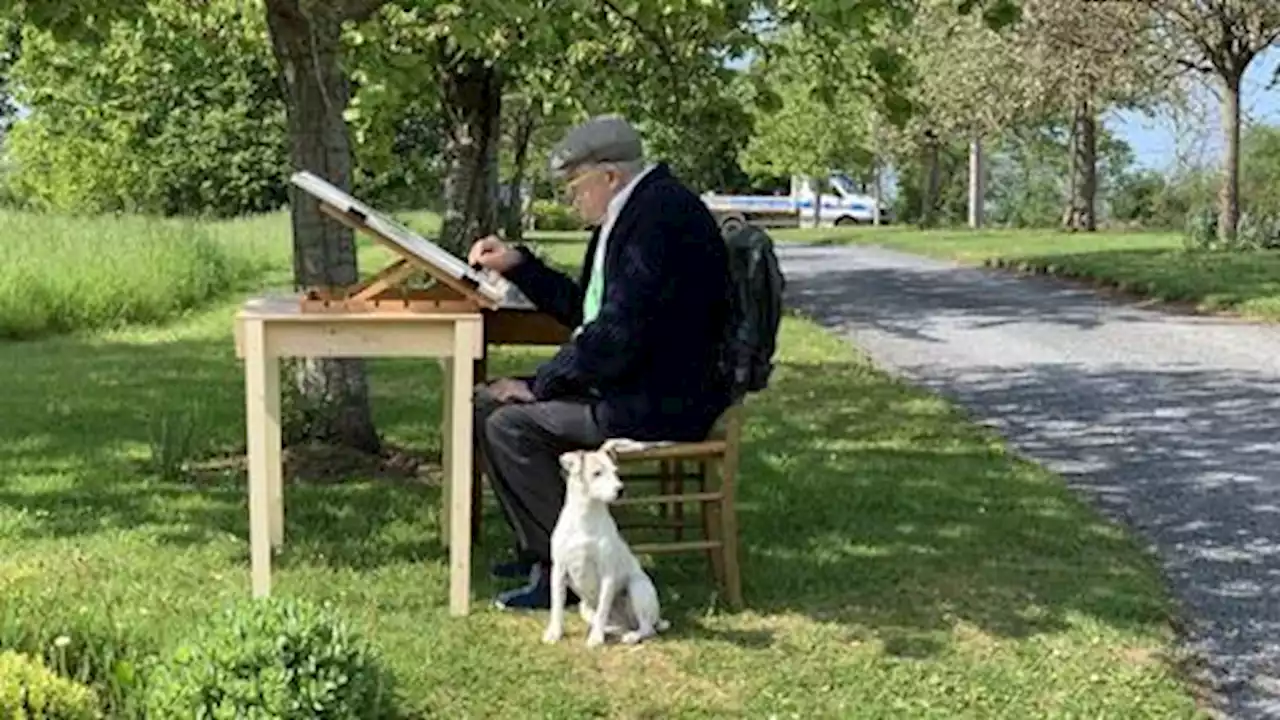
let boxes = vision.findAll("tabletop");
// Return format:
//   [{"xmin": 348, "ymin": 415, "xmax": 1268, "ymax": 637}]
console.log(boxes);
[{"xmin": 236, "ymin": 294, "xmax": 485, "ymax": 323}]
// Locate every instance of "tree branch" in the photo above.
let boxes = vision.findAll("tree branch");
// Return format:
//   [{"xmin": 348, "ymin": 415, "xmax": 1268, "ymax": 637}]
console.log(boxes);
[
  {"xmin": 596, "ymin": 0, "xmax": 684, "ymax": 115},
  {"xmin": 1174, "ymin": 56, "xmax": 1215, "ymax": 74},
  {"xmin": 339, "ymin": 0, "xmax": 388, "ymax": 23},
  {"xmin": 1147, "ymin": 0, "xmax": 1230, "ymax": 73}
]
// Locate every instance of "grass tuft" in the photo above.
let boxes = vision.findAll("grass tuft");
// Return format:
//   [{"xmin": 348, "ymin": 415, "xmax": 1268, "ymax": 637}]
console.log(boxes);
[{"xmin": 0, "ymin": 210, "xmax": 289, "ymax": 339}]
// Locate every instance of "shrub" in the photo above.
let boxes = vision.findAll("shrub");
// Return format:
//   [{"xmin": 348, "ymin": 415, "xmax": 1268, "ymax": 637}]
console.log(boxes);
[
  {"xmin": 1236, "ymin": 210, "xmax": 1280, "ymax": 250},
  {"xmin": 145, "ymin": 596, "xmax": 400, "ymax": 719},
  {"xmin": 1182, "ymin": 206, "xmax": 1217, "ymax": 252},
  {"xmin": 0, "ymin": 650, "xmax": 101, "ymax": 719},
  {"xmin": 1183, "ymin": 206, "xmax": 1280, "ymax": 252},
  {"xmin": 529, "ymin": 199, "xmax": 582, "ymax": 231},
  {"xmin": 144, "ymin": 399, "xmax": 210, "ymax": 482},
  {"xmin": 0, "ymin": 594, "xmax": 154, "ymax": 717}
]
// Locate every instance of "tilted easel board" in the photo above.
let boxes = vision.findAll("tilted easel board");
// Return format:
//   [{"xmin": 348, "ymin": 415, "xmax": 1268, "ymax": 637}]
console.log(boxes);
[{"xmin": 289, "ymin": 171, "xmax": 534, "ymax": 314}]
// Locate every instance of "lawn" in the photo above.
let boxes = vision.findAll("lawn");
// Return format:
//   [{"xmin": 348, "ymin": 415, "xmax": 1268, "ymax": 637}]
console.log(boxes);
[
  {"xmin": 0, "ymin": 210, "xmax": 290, "ymax": 340},
  {"xmin": 0, "ymin": 210, "xmax": 1204, "ymax": 716},
  {"xmin": 793, "ymin": 224, "xmax": 1280, "ymax": 322}
]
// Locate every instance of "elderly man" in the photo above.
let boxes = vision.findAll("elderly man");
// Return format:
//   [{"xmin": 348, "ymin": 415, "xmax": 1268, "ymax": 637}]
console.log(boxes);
[{"xmin": 467, "ymin": 114, "xmax": 733, "ymax": 610}]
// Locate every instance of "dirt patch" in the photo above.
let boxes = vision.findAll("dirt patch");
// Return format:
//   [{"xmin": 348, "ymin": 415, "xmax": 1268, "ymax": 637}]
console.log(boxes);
[{"xmin": 187, "ymin": 442, "xmax": 437, "ymax": 485}]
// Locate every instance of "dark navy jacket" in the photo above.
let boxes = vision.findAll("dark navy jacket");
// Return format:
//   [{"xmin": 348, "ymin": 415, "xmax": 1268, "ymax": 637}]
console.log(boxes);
[{"xmin": 505, "ymin": 163, "xmax": 733, "ymax": 442}]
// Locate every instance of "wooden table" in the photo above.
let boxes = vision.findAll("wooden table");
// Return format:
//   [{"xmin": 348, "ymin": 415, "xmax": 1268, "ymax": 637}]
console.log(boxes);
[
  {"xmin": 234, "ymin": 295, "xmax": 483, "ymax": 616},
  {"xmin": 246, "ymin": 171, "xmax": 575, "ymax": 617}
]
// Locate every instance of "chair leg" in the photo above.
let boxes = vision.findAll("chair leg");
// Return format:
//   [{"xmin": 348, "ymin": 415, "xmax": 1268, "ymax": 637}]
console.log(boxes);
[
  {"xmin": 717, "ymin": 455, "xmax": 742, "ymax": 609},
  {"xmin": 657, "ymin": 460, "xmax": 672, "ymax": 522},
  {"xmin": 672, "ymin": 460, "xmax": 685, "ymax": 542},
  {"xmin": 704, "ymin": 460, "xmax": 726, "ymax": 589}
]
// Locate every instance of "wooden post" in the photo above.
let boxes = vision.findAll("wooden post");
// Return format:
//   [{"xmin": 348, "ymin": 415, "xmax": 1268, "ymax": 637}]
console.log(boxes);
[
  {"xmin": 968, "ymin": 137, "xmax": 984, "ymax": 229},
  {"xmin": 448, "ymin": 319, "xmax": 478, "ymax": 616},
  {"xmin": 440, "ymin": 358, "xmax": 454, "ymax": 548},
  {"xmin": 243, "ymin": 319, "xmax": 282, "ymax": 597}
]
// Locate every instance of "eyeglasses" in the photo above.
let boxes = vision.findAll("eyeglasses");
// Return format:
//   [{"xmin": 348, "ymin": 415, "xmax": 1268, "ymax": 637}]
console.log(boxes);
[{"xmin": 561, "ymin": 168, "xmax": 607, "ymax": 202}]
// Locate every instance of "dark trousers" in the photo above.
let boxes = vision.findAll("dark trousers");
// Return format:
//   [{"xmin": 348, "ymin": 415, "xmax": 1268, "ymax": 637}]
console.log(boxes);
[{"xmin": 472, "ymin": 384, "xmax": 606, "ymax": 564}]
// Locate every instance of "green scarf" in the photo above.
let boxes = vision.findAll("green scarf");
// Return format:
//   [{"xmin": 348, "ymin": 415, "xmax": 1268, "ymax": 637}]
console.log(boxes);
[{"xmin": 578, "ymin": 231, "xmax": 606, "ymax": 332}]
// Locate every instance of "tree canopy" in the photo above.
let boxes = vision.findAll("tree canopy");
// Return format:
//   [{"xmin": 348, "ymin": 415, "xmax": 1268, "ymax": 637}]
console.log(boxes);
[{"xmin": 6, "ymin": 0, "xmax": 1270, "ymax": 451}]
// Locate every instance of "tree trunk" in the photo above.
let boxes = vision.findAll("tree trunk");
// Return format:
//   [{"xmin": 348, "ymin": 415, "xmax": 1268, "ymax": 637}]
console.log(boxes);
[
  {"xmin": 920, "ymin": 131, "xmax": 940, "ymax": 229},
  {"xmin": 1062, "ymin": 97, "xmax": 1097, "ymax": 232},
  {"xmin": 967, "ymin": 137, "xmax": 984, "ymax": 228},
  {"xmin": 1219, "ymin": 72, "xmax": 1242, "ymax": 245},
  {"xmin": 503, "ymin": 105, "xmax": 537, "ymax": 243},
  {"xmin": 872, "ymin": 157, "xmax": 883, "ymax": 226},
  {"xmin": 1061, "ymin": 118, "xmax": 1077, "ymax": 229},
  {"xmin": 265, "ymin": 0, "xmax": 380, "ymax": 454},
  {"xmin": 813, "ymin": 177, "xmax": 822, "ymax": 228},
  {"xmin": 439, "ymin": 54, "xmax": 503, "ymax": 257}
]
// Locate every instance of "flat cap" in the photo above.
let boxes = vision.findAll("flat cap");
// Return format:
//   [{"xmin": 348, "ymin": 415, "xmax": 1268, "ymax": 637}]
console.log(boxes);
[{"xmin": 547, "ymin": 114, "xmax": 643, "ymax": 180}]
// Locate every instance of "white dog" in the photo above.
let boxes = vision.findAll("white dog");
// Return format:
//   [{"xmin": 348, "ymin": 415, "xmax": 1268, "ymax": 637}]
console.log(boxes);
[{"xmin": 542, "ymin": 439, "xmax": 670, "ymax": 647}]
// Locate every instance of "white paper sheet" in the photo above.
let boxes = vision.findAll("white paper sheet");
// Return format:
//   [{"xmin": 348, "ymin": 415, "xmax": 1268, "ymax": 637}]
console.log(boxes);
[{"xmin": 289, "ymin": 170, "xmax": 535, "ymax": 309}]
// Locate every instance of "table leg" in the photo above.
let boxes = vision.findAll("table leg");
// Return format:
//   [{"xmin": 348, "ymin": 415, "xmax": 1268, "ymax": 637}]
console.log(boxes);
[
  {"xmin": 447, "ymin": 320, "xmax": 478, "ymax": 616},
  {"xmin": 243, "ymin": 320, "xmax": 281, "ymax": 597},
  {"xmin": 439, "ymin": 358, "xmax": 453, "ymax": 548}
]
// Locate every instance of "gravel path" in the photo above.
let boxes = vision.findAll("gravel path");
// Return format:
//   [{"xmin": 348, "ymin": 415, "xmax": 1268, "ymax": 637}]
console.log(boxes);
[{"xmin": 780, "ymin": 242, "xmax": 1280, "ymax": 719}]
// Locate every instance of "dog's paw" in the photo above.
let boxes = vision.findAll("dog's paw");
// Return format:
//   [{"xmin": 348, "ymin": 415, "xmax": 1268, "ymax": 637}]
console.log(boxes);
[
  {"xmin": 541, "ymin": 625, "xmax": 563, "ymax": 644},
  {"xmin": 585, "ymin": 630, "xmax": 606, "ymax": 648},
  {"xmin": 620, "ymin": 630, "xmax": 647, "ymax": 645}
]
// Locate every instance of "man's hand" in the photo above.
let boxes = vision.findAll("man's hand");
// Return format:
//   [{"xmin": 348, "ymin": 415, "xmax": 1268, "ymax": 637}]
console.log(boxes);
[
  {"xmin": 489, "ymin": 377, "xmax": 535, "ymax": 403},
  {"xmin": 468, "ymin": 235, "xmax": 522, "ymax": 274}
]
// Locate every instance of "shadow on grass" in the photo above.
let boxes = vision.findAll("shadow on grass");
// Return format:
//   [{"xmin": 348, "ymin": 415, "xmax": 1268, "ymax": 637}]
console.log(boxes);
[
  {"xmin": 778, "ymin": 242, "xmax": 1280, "ymax": 715},
  {"xmin": 1012, "ymin": 247, "xmax": 1280, "ymax": 317},
  {"xmin": 882, "ymin": 360, "xmax": 1280, "ymax": 718},
  {"xmin": 725, "ymin": 361, "xmax": 1177, "ymax": 649},
  {"xmin": 0, "ymin": 325, "xmax": 1181, "ymax": 670},
  {"xmin": 0, "ymin": 330, "xmax": 550, "ymax": 573}
]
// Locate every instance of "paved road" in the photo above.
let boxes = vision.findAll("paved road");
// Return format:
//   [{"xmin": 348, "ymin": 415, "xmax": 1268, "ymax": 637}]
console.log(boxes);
[{"xmin": 780, "ymin": 243, "xmax": 1280, "ymax": 719}]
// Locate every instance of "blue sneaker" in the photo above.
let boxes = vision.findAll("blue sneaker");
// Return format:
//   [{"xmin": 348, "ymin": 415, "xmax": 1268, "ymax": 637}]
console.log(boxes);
[
  {"xmin": 493, "ymin": 563, "xmax": 578, "ymax": 611},
  {"xmin": 490, "ymin": 552, "xmax": 537, "ymax": 581}
]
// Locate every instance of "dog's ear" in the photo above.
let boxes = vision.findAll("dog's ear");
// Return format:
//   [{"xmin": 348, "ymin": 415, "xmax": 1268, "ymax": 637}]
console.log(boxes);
[
  {"xmin": 559, "ymin": 451, "xmax": 582, "ymax": 476},
  {"xmin": 599, "ymin": 438, "xmax": 642, "ymax": 459}
]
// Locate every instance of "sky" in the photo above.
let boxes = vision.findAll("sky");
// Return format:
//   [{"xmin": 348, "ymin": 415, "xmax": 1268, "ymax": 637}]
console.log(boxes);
[{"xmin": 1104, "ymin": 46, "xmax": 1280, "ymax": 173}]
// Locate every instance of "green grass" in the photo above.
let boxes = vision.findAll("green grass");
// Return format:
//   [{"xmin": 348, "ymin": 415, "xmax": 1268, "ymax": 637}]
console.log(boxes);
[
  {"xmin": 793, "ymin": 224, "xmax": 1280, "ymax": 322},
  {"xmin": 0, "ymin": 210, "xmax": 290, "ymax": 340},
  {"xmin": 0, "ymin": 219, "xmax": 1204, "ymax": 717}
]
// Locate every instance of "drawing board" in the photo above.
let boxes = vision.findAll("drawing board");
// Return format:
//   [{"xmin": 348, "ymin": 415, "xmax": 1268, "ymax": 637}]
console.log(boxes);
[{"xmin": 290, "ymin": 171, "xmax": 535, "ymax": 311}]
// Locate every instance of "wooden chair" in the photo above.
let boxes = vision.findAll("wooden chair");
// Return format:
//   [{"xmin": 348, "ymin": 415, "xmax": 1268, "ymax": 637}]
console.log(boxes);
[
  {"xmin": 469, "ymin": 403, "xmax": 746, "ymax": 608},
  {"xmin": 608, "ymin": 404, "xmax": 745, "ymax": 609}
]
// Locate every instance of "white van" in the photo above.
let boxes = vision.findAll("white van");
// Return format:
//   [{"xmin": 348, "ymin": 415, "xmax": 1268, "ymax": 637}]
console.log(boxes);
[{"xmin": 701, "ymin": 172, "xmax": 891, "ymax": 235}]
